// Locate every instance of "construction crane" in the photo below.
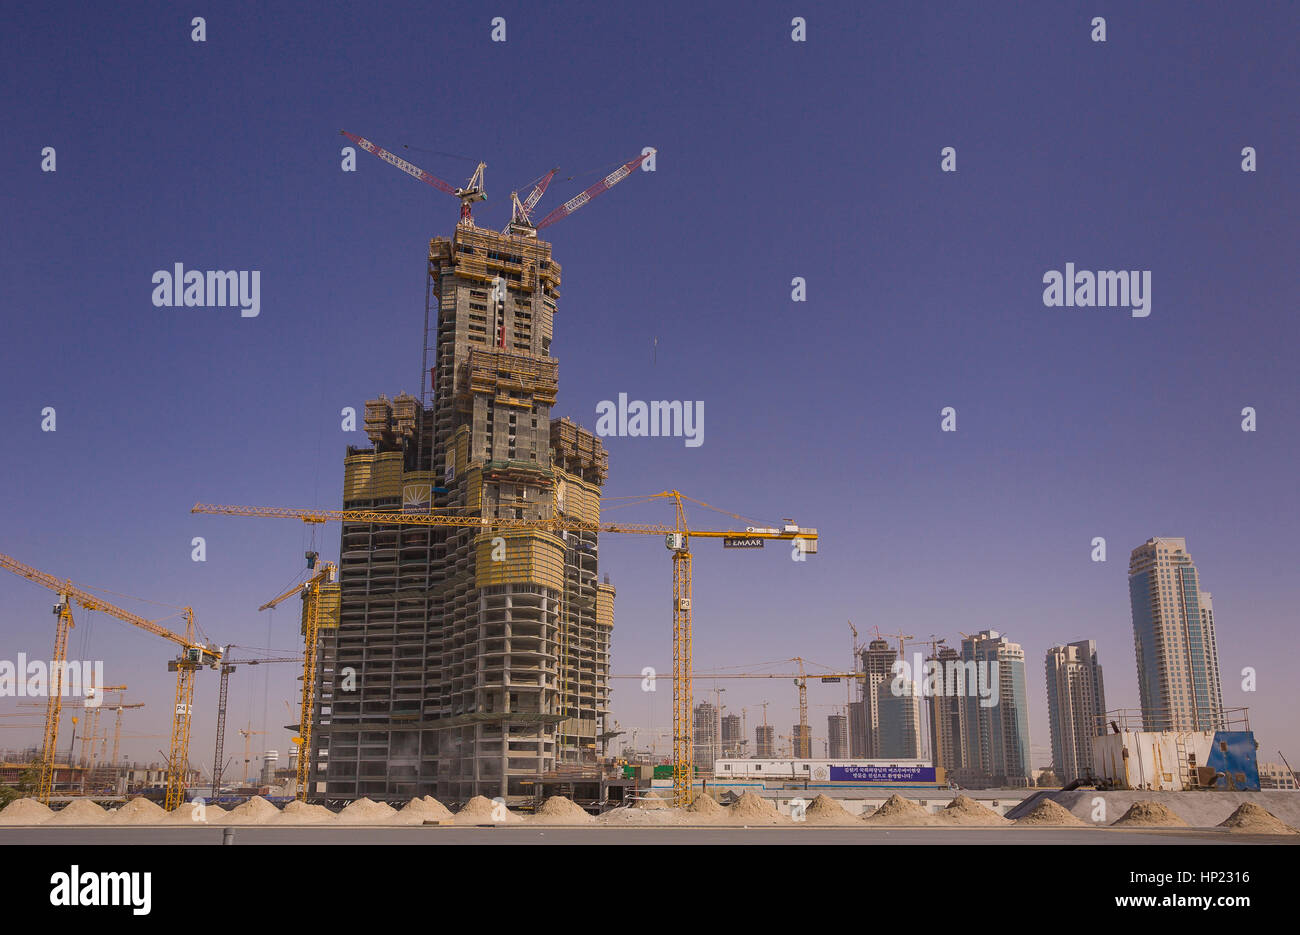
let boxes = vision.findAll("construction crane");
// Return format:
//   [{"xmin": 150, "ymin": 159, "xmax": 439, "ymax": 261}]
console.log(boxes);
[
  {"xmin": 238, "ymin": 729, "xmax": 268, "ymax": 785},
  {"xmin": 18, "ymin": 688, "xmax": 141, "ymax": 786},
  {"xmin": 256, "ymin": 552, "xmax": 337, "ymax": 801},
  {"xmin": 192, "ymin": 492, "xmax": 815, "ymax": 805},
  {"xmin": 341, "ymin": 129, "xmax": 487, "ymax": 225},
  {"xmin": 0, "ymin": 552, "xmax": 221, "ymax": 807},
  {"xmin": 533, "ymin": 150, "xmax": 656, "ymax": 230},
  {"xmin": 505, "ymin": 168, "xmax": 558, "ymax": 232},
  {"xmin": 209, "ymin": 645, "xmax": 301, "ymax": 799}
]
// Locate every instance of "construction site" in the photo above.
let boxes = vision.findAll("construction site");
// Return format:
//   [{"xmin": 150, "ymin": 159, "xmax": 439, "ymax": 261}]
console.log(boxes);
[{"xmin": 3, "ymin": 133, "xmax": 1297, "ymax": 846}]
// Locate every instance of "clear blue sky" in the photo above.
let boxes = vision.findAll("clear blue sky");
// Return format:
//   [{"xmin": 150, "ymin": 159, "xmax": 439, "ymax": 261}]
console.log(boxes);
[{"xmin": 1, "ymin": 1, "xmax": 1296, "ymax": 773}]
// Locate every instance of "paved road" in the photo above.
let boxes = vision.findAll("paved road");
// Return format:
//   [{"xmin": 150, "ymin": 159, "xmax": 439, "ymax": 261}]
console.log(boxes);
[{"xmin": 5, "ymin": 825, "xmax": 1295, "ymax": 844}]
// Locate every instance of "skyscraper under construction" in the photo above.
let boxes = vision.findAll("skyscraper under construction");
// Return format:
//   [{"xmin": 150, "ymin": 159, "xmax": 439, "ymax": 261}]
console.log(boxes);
[{"xmin": 311, "ymin": 220, "xmax": 615, "ymax": 804}]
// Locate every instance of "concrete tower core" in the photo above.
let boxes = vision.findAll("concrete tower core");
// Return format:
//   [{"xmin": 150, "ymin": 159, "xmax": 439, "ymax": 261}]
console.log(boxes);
[{"xmin": 314, "ymin": 223, "xmax": 614, "ymax": 804}]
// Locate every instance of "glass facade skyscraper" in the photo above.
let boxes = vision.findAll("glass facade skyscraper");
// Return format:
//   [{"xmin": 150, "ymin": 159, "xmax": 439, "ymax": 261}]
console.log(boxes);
[{"xmin": 1127, "ymin": 537, "xmax": 1225, "ymax": 731}]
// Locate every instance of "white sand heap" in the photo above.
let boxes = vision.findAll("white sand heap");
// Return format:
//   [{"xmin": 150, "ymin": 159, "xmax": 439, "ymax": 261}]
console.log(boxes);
[
  {"xmin": 395, "ymin": 796, "xmax": 454, "ymax": 824},
  {"xmin": 336, "ymin": 797, "xmax": 398, "ymax": 824},
  {"xmin": 532, "ymin": 796, "xmax": 594, "ymax": 824},
  {"xmin": 1111, "ymin": 800, "xmax": 1187, "ymax": 827},
  {"xmin": 111, "ymin": 797, "xmax": 168, "ymax": 825},
  {"xmin": 0, "ymin": 798, "xmax": 54, "ymax": 825},
  {"xmin": 277, "ymin": 801, "xmax": 337, "ymax": 824},
  {"xmin": 726, "ymin": 791, "xmax": 788, "ymax": 824},
  {"xmin": 1015, "ymin": 798, "xmax": 1086, "ymax": 826},
  {"xmin": 686, "ymin": 794, "xmax": 726, "ymax": 818},
  {"xmin": 44, "ymin": 798, "xmax": 110, "ymax": 825},
  {"xmin": 800, "ymin": 794, "xmax": 857, "ymax": 824},
  {"xmin": 863, "ymin": 794, "xmax": 935, "ymax": 826},
  {"xmin": 455, "ymin": 795, "xmax": 522, "ymax": 824},
  {"xmin": 1218, "ymin": 802, "xmax": 1298, "ymax": 835},
  {"xmin": 936, "ymin": 794, "xmax": 1010, "ymax": 825},
  {"xmin": 165, "ymin": 801, "xmax": 227, "ymax": 823},
  {"xmin": 225, "ymin": 796, "xmax": 282, "ymax": 825}
]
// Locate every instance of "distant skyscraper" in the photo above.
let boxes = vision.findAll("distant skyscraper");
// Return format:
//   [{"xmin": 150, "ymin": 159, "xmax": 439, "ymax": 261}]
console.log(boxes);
[
  {"xmin": 827, "ymin": 714, "xmax": 848, "ymax": 759},
  {"xmin": 721, "ymin": 713, "xmax": 743, "ymax": 757},
  {"xmin": 791, "ymin": 724, "xmax": 812, "ymax": 758},
  {"xmin": 927, "ymin": 645, "xmax": 967, "ymax": 774},
  {"xmin": 960, "ymin": 630, "xmax": 1031, "ymax": 787},
  {"xmin": 1045, "ymin": 640, "xmax": 1107, "ymax": 783},
  {"xmin": 1127, "ymin": 538, "xmax": 1225, "ymax": 731},
  {"xmin": 693, "ymin": 702, "xmax": 719, "ymax": 769},
  {"xmin": 877, "ymin": 679, "xmax": 922, "ymax": 758},
  {"xmin": 755, "ymin": 724, "xmax": 775, "ymax": 758},
  {"xmin": 859, "ymin": 639, "xmax": 897, "ymax": 757}
]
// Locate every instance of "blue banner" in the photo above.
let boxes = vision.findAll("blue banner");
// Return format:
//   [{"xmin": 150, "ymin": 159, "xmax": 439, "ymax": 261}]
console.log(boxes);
[{"xmin": 829, "ymin": 764, "xmax": 936, "ymax": 783}]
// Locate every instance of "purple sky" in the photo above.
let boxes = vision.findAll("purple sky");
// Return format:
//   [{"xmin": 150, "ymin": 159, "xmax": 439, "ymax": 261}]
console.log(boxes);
[{"xmin": 1, "ymin": 1, "xmax": 1296, "ymax": 773}]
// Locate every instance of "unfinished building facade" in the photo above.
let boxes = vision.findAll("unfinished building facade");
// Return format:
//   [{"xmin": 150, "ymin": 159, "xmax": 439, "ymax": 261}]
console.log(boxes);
[{"xmin": 312, "ymin": 223, "xmax": 613, "ymax": 804}]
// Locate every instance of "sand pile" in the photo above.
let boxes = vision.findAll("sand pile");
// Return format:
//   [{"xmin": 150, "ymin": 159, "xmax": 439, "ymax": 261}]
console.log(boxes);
[
  {"xmin": 1218, "ymin": 802, "xmax": 1298, "ymax": 834},
  {"xmin": 1015, "ymin": 798, "xmax": 1086, "ymax": 826},
  {"xmin": 1111, "ymin": 800, "xmax": 1187, "ymax": 827},
  {"xmin": 44, "ymin": 798, "xmax": 110, "ymax": 825},
  {"xmin": 687, "ymin": 794, "xmax": 726, "ymax": 818},
  {"xmin": 111, "ymin": 797, "xmax": 168, "ymax": 825},
  {"xmin": 532, "ymin": 796, "xmax": 594, "ymax": 824},
  {"xmin": 0, "ymin": 798, "xmax": 53, "ymax": 825},
  {"xmin": 165, "ymin": 802, "xmax": 227, "ymax": 823},
  {"xmin": 863, "ymin": 794, "xmax": 935, "ymax": 826},
  {"xmin": 394, "ymin": 797, "xmax": 454, "ymax": 824},
  {"xmin": 936, "ymin": 795, "xmax": 1010, "ymax": 825},
  {"xmin": 800, "ymin": 794, "xmax": 856, "ymax": 824},
  {"xmin": 337, "ymin": 797, "xmax": 397, "ymax": 824},
  {"xmin": 727, "ymin": 791, "xmax": 788, "ymax": 825},
  {"xmin": 225, "ymin": 796, "xmax": 282, "ymax": 825},
  {"xmin": 277, "ymin": 801, "xmax": 336, "ymax": 824},
  {"xmin": 634, "ymin": 791, "xmax": 671, "ymax": 809},
  {"xmin": 455, "ymin": 795, "xmax": 522, "ymax": 824}
]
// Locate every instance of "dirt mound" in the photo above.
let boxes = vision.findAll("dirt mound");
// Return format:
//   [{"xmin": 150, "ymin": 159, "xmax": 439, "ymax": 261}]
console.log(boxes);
[
  {"xmin": 44, "ymin": 798, "xmax": 109, "ymax": 824},
  {"xmin": 337, "ymin": 797, "xmax": 398, "ymax": 824},
  {"xmin": 395, "ymin": 797, "xmax": 454, "ymax": 824},
  {"xmin": 166, "ymin": 801, "xmax": 227, "ymax": 823},
  {"xmin": 1015, "ymin": 798, "xmax": 1086, "ymax": 826},
  {"xmin": 864, "ymin": 794, "xmax": 935, "ymax": 825},
  {"xmin": 111, "ymin": 797, "xmax": 168, "ymax": 824},
  {"xmin": 936, "ymin": 794, "xmax": 1010, "ymax": 825},
  {"xmin": 687, "ymin": 794, "xmax": 725, "ymax": 816},
  {"xmin": 532, "ymin": 796, "xmax": 594, "ymax": 824},
  {"xmin": 226, "ymin": 796, "xmax": 282, "ymax": 824},
  {"xmin": 727, "ymin": 791, "xmax": 788, "ymax": 824},
  {"xmin": 1111, "ymin": 800, "xmax": 1187, "ymax": 827},
  {"xmin": 1218, "ymin": 802, "xmax": 1298, "ymax": 834},
  {"xmin": 800, "ymin": 794, "xmax": 856, "ymax": 824},
  {"xmin": 0, "ymin": 798, "xmax": 54, "ymax": 825},
  {"xmin": 277, "ymin": 801, "xmax": 337, "ymax": 824},
  {"xmin": 454, "ymin": 795, "xmax": 522, "ymax": 824}
]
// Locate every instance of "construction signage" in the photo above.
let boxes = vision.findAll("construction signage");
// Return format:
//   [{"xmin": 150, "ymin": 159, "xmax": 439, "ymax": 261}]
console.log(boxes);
[{"xmin": 722, "ymin": 537, "xmax": 764, "ymax": 549}]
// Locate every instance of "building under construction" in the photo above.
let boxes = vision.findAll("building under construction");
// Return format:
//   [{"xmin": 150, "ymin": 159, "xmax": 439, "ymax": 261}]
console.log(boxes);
[{"xmin": 311, "ymin": 220, "xmax": 614, "ymax": 804}]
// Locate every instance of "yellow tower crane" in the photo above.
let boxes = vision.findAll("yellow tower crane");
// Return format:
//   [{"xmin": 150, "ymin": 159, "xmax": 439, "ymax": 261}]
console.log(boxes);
[
  {"xmin": 192, "ymin": 491, "xmax": 816, "ymax": 805},
  {"xmin": 0, "ymin": 551, "xmax": 222, "ymax": 808},
  {"xmin": 256, "ymin": 553, "xmax": 337, "ymax": 801}
]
